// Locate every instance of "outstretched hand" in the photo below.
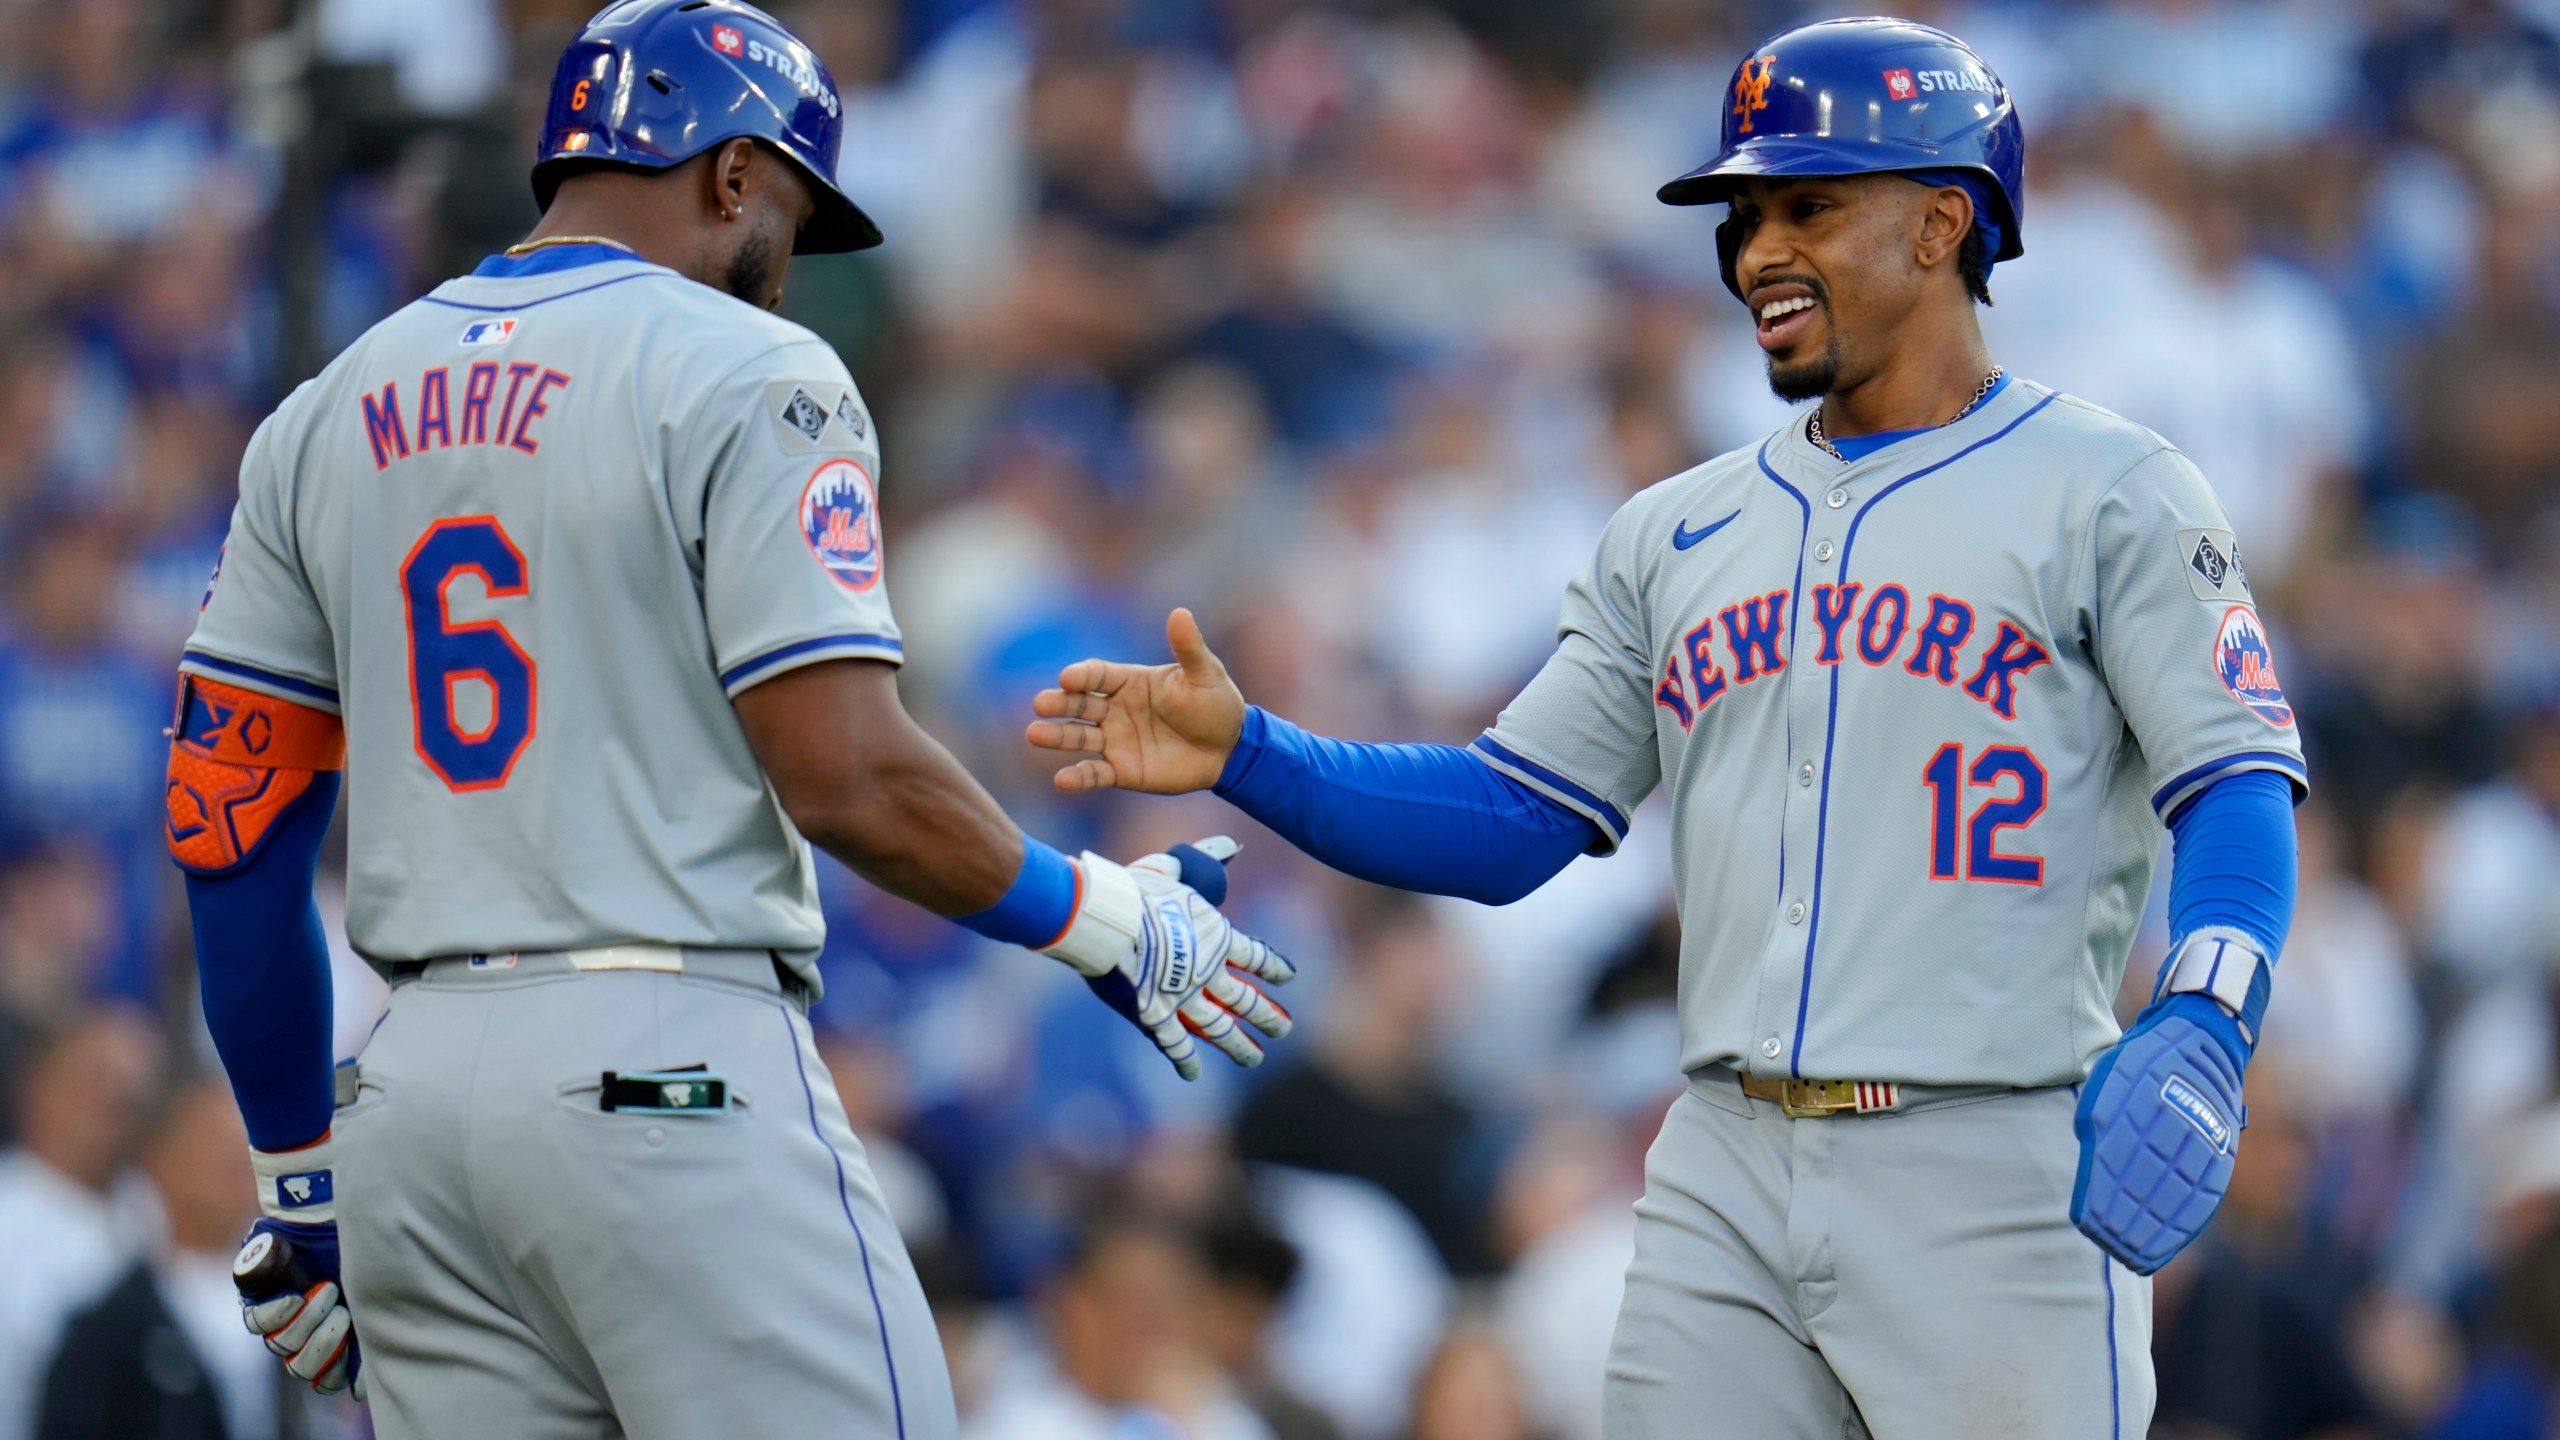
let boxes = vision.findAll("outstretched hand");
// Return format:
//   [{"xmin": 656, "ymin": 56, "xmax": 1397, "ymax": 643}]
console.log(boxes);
[{"xmin": 1027, "ymin": 608, "xmax": 1248, "ymax": 795}]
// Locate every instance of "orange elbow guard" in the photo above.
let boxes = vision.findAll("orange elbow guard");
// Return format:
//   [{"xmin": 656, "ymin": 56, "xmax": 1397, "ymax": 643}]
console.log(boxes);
[{"xmin": 166, "ymin": 675, "xmax": 347, "ymax": 874}]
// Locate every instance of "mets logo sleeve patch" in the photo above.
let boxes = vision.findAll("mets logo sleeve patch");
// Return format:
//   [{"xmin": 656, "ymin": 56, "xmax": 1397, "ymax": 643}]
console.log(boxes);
[
  {"xmin": 2212, "ymin": 605, "xmax": 2291, "ymax": 727},
  {"xmin": 799, "ymin": 458, "xmax": 882, "ymax": 591}
]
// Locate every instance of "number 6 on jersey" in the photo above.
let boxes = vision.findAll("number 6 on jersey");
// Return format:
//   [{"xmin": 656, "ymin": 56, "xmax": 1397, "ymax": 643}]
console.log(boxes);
[{"xmin": 402, "ymin": 516, "xmax": 535, "ymax": 791}]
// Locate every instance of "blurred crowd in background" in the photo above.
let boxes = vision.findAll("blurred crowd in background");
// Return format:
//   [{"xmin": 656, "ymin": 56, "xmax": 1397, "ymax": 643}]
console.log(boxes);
[{"xmin": 4, "ymin": 0, "xmax": 2560, "ymax": 1436}]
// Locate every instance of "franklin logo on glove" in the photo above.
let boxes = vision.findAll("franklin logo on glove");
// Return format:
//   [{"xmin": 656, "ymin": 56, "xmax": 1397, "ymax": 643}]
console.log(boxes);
[{"xmin": 2160, "ymin": 1075, "xmax": 2232, "ymax": 1152}]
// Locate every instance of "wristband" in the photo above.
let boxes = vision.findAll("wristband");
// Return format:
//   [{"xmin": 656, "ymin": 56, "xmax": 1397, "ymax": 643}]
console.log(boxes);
[
  {"xmin": 250, "ymin": 1131, "xmax": 338, "ymax": 1224},
  {"xmin": 2154, "ymin": 925, "xmax": 2272, "ymax": 1045},
  {"xmin": 952, "ymin": 837, "xmax": 1079, "ymax": 948}
]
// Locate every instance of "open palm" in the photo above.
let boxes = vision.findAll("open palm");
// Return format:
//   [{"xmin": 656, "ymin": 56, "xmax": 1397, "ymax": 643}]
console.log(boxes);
[{"xmin": 1026, "ymin": 608, "xmax": 1248, "ymax": 795}]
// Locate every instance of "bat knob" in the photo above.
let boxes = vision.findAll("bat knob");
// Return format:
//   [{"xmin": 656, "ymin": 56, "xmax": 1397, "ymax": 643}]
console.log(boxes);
[{"xmin": 233, "ymin": 1230, "xmax": 317, "ymax": 1299}]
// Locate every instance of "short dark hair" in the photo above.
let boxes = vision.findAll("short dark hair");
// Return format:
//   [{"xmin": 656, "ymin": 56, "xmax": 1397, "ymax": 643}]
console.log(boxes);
[{"xmin": 1959, "ymin": 224, "xmax": 1993, "ymax": 306}]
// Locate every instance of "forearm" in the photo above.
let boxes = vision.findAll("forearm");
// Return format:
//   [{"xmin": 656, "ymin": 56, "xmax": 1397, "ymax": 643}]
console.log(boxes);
[
  {"xmin": 799, "ymin": 728, "xmax": 1027, "ymax": 917},
  {"xmin": 1212, "ymin": 707, "xmax": 1600, "ymax": 905},
  {"xmin": 2149, "ymin": 768, "xmax": 2301, "ymax": 1053},
  {"xmin": 185, "ymin": 773, "xmax": 340, "ymax": 1151},
  {"xmin": 2164, "ymin": 768, "xmax": 2297, "ymax": 955}
]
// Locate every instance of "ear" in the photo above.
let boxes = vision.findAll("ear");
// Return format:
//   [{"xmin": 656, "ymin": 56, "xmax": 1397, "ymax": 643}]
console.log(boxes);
[
  {"xmin": 706, "ymin": 137, "xmax": 758, "ymax": 224},
  {"xmin": 1914, "ymin": 185, "xmax": 1973, "ymax": 273}
]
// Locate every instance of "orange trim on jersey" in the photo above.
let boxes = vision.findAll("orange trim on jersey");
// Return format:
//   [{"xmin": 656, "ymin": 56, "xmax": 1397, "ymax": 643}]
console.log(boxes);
[{"xmin": 166, "ymin": 676, "xmax": 346, "ymax": 874}]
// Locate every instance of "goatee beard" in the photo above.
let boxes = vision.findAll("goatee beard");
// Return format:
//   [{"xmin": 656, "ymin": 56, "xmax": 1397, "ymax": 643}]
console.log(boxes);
[{"xmin": 1768, "ymin": 337, "xmax": 1841, "ymax": 402}]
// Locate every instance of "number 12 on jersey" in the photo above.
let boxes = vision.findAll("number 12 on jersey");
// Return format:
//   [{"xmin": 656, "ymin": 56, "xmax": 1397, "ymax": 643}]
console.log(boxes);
[
  {"xmin": 402, "ymin": 516, "xmax": 536, "ymax": 792},
  {"xmin": 1921, "ymin": 743, "xmax": 2045, "ymax": 885}
]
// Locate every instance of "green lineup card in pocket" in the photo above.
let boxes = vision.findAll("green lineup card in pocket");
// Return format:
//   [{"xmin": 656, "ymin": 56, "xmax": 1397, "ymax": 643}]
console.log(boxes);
[{"xmin": 600, "ymin": 1069, "xmax": 731, "ymax": 1115}]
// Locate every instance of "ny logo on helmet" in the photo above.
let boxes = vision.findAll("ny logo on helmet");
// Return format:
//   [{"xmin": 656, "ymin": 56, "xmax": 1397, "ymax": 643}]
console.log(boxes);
[{"xmin": 1732, "ymin": 55, "xmax": 1776, "ymax": 134}]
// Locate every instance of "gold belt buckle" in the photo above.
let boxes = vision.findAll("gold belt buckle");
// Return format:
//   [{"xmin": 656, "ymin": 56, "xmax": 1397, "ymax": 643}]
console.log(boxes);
[
  {"xmin": 1780, "ymin": 1079, "xmax": 1858, "ymax": 1118},
  {"xmin": 1740, "ymin": 1073, "xmax": 1901, "ymax": 1117}
]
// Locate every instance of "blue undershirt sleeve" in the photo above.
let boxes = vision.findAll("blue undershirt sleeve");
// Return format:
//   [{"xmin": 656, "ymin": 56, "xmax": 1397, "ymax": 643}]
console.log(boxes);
[
  {"xmin": 184, "ymin": 772, "xmax": 340, "ymax": 1151},
  {"xmin": 2163, "ymin": 768, "xmax": 2298, "ymax": 957},
  {"xmin": 1210, "ymin": 707, "xmax": 1602, "ymax": 906},
  {"xmin": 2149, "ymin": 768, "xmax": 2298, "ymax": 1064}
]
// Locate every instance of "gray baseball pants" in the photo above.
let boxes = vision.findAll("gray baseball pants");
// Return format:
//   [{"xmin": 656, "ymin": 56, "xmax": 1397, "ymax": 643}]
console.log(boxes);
[
  {"xmin": 331, "ymin": 949, "xmax": 956, "ymax": 1439},
  {"xmin": 1602, "ymin": 1067, "xmax": 2152, "ymax": 1439}
]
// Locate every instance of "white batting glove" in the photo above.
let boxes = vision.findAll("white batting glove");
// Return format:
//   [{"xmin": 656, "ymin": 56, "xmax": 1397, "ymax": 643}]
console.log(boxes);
[
  {"xmin": 235, "ymin": 1135, "xmax": 367, "ymax": 1400},
  {"xmin": 1041, "ymin": 836, "xmax": 1296, "ymax": 1079}
]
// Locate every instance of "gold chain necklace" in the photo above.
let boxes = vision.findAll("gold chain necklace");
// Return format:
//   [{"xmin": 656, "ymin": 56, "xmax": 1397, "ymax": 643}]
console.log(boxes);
[
  {"xmin": 1807, "ymin": 365, "xmax": 2005, "ymax": 462},
  {"xmin": 501, "ymin": 235, "xmax": 641, "ymax": 257}
]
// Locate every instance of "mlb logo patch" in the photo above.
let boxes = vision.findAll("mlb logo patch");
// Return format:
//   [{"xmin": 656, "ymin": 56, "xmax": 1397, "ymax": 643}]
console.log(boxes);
[
  {"xmin": 2213, "ymin": 604, "xmax": 2293, "ymax": 727},
  {"xmin": 460, "ymin": 318, "xmax": 518, "ymax": 346},
  {"xmin": 711, "ymin": 23, "xmax": 744, "ymax": 56},
  {"xmin": 276, "ymin": 1170, "xmax": 333, "ymax": 1210},
  {"xmin": 1883, "ymin": 68, "xmax": 1917, "ymax": 101},
  {"xmin": 799, "ymin": 458, "xmax": 882, "ymax": 591}
]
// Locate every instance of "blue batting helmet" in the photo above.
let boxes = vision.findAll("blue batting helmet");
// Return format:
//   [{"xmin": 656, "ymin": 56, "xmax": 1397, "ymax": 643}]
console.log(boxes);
[
  {"xmin": 534, "ymin": 0, "xmax": 882, "ymax": 253},
  {"xmin": 1659, "ymin": 17, "xmax": 2023, "ymax": 297}
]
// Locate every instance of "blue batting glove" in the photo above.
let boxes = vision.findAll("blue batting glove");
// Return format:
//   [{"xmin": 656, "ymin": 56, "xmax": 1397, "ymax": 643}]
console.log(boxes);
[{"xmin": 2070, "ymin": 991, "xmax": 2249, "ymax": 1274}]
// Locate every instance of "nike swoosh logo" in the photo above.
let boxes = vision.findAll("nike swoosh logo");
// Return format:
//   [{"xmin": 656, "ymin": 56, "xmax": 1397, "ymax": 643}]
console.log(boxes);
[{"xmin": 1672, "ymin": 510, "xmax": 1741, "ymax": 551}]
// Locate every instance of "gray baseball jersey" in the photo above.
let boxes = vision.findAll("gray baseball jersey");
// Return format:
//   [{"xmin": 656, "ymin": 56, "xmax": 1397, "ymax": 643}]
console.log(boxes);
[
  {"xmin": 1472, "ymin": 377, "xmax": 2305, "ymax": 1088},
  {"xmin": 181, "ymin": 245, "xmax": 897, "ymax": 976}
]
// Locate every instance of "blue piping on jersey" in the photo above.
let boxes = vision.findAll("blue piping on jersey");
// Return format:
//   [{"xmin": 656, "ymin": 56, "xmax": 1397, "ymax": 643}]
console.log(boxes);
[
  {"xmin": 1786, "ymin": 391, "xmax": 2059, "ymax": 1079},
  {"xmin": 1751, "ymin": 439, "xmax": 1813, "ymax": 914},
  {"xmin": 182, "ymin": 649, "xmax": 341, "ymax": 705},
  {"xmin": 720, "ymin": 633, "xmax": 905, "ymax": 689},
  {"xmin": 2103, "ymin": 1251, "xmax": 2121, "ymax": 1438},
  {"xmin": 470, "ymin": 243, "xmax": 644, "ymax": 279},
  {"xmin": 420, "ymin": 272, "xmax": 664, "ymax": 314},
  {"xmin": 2151, "ymin": 749, "xmax": 2307, "ymax": 819},
  {"xmin": 1467, "ymin": 734, "xmax": 1630, "ymax": 842},
  {"xmin": 776, "ymin": 1003, "xmax": 908, "ymax": 1439}
]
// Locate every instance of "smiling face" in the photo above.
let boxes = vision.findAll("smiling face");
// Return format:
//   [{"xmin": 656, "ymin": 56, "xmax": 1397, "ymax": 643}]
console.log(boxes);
[{"xmin": 1726, "ymin": 174, "xmax": 1974, "ymax": 402}]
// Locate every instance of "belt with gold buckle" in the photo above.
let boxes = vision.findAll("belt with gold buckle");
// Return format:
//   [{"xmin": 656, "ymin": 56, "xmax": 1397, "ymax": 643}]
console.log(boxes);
[{"xmin": 1739, "ymin": 1075, "xmax": 1902, "ymax": 1117}]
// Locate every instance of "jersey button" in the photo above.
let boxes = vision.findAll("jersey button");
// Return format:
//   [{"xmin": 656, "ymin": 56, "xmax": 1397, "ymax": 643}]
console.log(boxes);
[
  {"xmin": 1787, "ymin": 901, "xmax": 1806, "ymax": 924},
  {"xmin": 1826, "ymin": 488, "xmax": 1849, "ymax": 509},
  {"xmin": 1761, "ymin": 1037, "xmax": 1784, "ymax": 1059},
  {"xmin": 1798, "ymin": 762, "xmax": 1815, "ymax": 786},
  {"xmin": 1815, "ymin": 540, "xmax": 1835, "ymax": 562}
]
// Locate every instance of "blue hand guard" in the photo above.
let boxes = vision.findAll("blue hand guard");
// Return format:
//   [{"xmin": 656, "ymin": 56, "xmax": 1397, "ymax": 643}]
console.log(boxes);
[{"xmin": 2070, "ymin": 992, "xmax": 2249, "ymax": 1274}]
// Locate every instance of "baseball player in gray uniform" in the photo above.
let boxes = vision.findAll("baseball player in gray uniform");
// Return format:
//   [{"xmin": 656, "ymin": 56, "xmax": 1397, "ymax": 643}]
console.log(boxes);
[
  {"xmin": 154, "ymin": 4, "xmax": 1293, "ymax": 1437},
  {"xmin": 1029, "ymin": 19, "xmax": 2305, "ymax": 1438}
]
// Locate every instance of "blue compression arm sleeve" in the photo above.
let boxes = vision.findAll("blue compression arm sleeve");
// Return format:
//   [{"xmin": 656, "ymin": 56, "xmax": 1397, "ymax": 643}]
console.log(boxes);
[
  {"xmin": 2164, "ymin": 769, "xmax": 2298, "ymax": 956},
  {"xmin": 1211, "ymin": 707, "xmax": 1601, "ymax": 905},
  {"xmin": 183, "ymin": 772, "xmax": 339, "ymax": 1151},
  {"xmin": 2151, "ymin": 768, "xmax": 2298, "ymax": 1065}
]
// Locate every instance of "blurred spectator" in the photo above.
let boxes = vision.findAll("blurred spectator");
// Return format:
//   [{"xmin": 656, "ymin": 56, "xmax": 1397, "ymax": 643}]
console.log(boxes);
[
  {"xmin": 966, "ymin": 1215, "xmax": 1270, "ymax": 1440},
  {"xmin": 1254, "ymin": 1164, "xmax": 1450, "ymax": 1440},
  {"xmin": 1237, "ymin": 887, "xmax": 1492, "ymax": 1273},
  {"xmin": 37, "ymin": 1071, "xmax": 275, "ymax": 1440},
  {"xmin": 1197, "ymin": 1202, "xmax": 1342, "ymax": 1440},
  {"xmin": 1403, "ymin": 1327, "xmax": 1542, "ymax": 1440},
  {"xmin": 1493, "ymin": 1118, "xmax": 1643, "ymax": 1440},
  {"xmin": 0, "ymin": 1008, "xmax": 163, "ymax": 1440},
  {"xmin": 0, "ymin": 506, "xmax": 185, "ymax": 1007},
  {"xmin": 2153, "ymin": 1067, "xmax": 2382, "ymax": 1440}
]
